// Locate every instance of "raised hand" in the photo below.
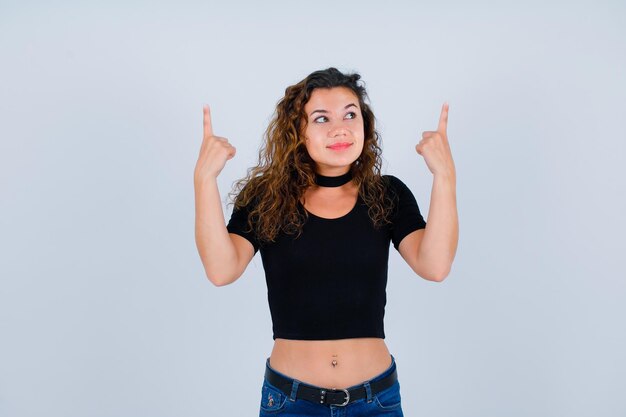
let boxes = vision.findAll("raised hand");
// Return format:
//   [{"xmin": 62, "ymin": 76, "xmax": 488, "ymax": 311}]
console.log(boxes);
[
  {"xmin": 194, "ymin": 105, "xmax": 237, "ymax": 183},
  {"xmin": 415, "ymin": 102, "xmax": 456, "ymax": 178}
]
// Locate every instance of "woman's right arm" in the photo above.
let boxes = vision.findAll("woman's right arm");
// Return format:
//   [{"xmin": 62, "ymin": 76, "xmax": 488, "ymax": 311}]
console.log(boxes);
[{"xmin": 193, "ymin": 105, "xmax": 254, "ymax": 286}]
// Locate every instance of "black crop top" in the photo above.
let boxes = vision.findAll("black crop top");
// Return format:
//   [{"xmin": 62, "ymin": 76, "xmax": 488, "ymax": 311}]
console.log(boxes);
[{"xmin": 226, "ymin": 174, "xmax": 427, "ymax": 340}]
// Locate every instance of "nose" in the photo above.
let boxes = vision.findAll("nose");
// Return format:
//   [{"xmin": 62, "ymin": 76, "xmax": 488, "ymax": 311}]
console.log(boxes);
[
  {"xmin": 330, "ymin": 129, "xmax": 347, "ymax": 138},
  {"xmin": 328, "ymin": 121, "xmax": 349, "ymax": 137}
]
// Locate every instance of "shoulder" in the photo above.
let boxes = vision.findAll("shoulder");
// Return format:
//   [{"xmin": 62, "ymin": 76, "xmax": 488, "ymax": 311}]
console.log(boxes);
[
  {"xmin": 381, "ymin": 174, "xmax": 401, "ymax": 187},
  {"xmin": 381, "ymin": 174, "xmax": 411, "ymax": 197}
]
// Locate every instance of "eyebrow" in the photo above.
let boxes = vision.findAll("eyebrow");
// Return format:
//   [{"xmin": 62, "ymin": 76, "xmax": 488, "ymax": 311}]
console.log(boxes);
[{"xmin": 309, "ymin": 103, "xmax": 358, "ymax": 117}]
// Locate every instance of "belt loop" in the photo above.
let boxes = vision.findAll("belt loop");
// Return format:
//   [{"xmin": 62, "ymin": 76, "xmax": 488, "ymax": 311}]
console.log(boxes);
[
  {"xmin": 289, "ymin": 379, "xmax": 300, "ymax": 402},
  {"xmin": 364, "ymin": 381, "xmax": 373, "ymax": 403}
]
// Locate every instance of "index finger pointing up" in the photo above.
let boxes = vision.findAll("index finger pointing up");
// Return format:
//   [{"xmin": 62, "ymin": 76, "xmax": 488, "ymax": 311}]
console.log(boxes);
[
  {"xmin": 438, "ymin": 101, "xmax": 449, "ymax": 134},
  {"xmin": 203, "ymin": 104, "xmax": 214, "ymax": 138}
]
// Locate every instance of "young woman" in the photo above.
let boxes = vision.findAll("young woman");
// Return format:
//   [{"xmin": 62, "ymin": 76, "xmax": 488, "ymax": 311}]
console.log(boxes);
[{"xmin": 194, "ymin": 67, "xmax": 458, "ymax": 416}]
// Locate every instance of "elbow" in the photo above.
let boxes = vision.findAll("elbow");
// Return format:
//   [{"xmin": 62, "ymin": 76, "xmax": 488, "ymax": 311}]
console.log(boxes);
[
  {"xmin": 207, "ymin": 276, "xmax": 231, "ymax": 287},
  {"xmin": 431, "ymin": 273, "xmax": 447, "ymax": 283},
  {"xmin": 205, "ymin": 271, "xmax": 237, "ymax": 287},
  {"xmin": 414, "ymin": 247, "xmax": 454, "ymax": 283},
  {"xmin": 209, "ymin": 277, "xmax": 228, "ymax": 287},
  {"xmin": 431, "ymin": 266, "xmax": 452, "ymax": 282},
  {"xmin": 201, "ymin": 256, "xmax": 240, "ymax": 287},
  {"xmin": 421, "ymin": 273, "xmax": 445, "ymax": 282},
  {"xmin": 419, "ymin": 265, "xmax": 451, "ymax": 282}
]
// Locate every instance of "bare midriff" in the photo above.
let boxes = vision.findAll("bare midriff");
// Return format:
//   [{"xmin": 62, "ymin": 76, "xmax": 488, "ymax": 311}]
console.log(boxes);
[{"xmin": 269, "ymin": 338, "xmax": 392, "ymax": 389}]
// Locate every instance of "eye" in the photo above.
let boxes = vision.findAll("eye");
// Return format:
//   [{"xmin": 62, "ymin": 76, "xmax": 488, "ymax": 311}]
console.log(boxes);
[{"xmin": 313, "ymin": 112, "xmax": 357, "ymax": 123}]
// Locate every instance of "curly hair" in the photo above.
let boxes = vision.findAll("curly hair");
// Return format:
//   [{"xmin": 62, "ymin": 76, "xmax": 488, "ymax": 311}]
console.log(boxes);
[{"xmin": 227, "ymin": 67, "xmax": 395, "ymax": 245}]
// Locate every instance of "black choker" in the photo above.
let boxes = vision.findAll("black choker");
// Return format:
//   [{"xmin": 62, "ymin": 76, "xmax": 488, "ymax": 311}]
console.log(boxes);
[{"xmin": 314, "ymin": 171, "xmax": 353, "ymax": 187}]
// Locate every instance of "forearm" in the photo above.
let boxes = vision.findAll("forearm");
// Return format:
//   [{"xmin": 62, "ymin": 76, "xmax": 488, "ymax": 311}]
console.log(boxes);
[
  {"xmin": 418, "ymin": 173, "xmax": 458, "ymax": 281},
  {"xmin": 194, "ymin": 177, "xmax": 239, "ymax": 285}
]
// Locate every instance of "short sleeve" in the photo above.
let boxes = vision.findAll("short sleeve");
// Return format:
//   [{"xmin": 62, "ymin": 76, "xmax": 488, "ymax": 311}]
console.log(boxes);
[
  {"xmin": 226, "ymin": 198, "xmax": 260, "ymax": 255},
  {"xmin": 385, "ymin": 175, "xmax": 427, "ymax": 251}
]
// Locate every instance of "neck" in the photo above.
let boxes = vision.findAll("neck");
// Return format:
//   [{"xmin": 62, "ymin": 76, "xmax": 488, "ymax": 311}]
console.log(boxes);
[{"xmin": 314, "ymin": 170, "xmax": 353, "ymax": 188}]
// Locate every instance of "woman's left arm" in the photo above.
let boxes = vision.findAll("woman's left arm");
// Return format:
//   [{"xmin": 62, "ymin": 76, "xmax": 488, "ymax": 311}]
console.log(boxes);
[{"xmin": 412, "ymin": 102, "xmax": 458, "ymax": 281}]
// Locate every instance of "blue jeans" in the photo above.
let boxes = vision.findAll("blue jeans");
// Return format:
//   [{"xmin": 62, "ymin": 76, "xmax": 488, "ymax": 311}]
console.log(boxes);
[{"xmin": 259, "ymin": 354, "xmax": 404, "ymax": 416}]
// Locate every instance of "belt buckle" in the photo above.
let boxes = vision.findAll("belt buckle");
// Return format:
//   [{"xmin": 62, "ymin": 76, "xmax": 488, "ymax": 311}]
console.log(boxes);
[
  {"xmin": 337, "ymin": 388, "xmax": 350, "ymax": 406},
  {"xmin": 320, "ymin": 388, "xmax": 350, "ymax": 406}
]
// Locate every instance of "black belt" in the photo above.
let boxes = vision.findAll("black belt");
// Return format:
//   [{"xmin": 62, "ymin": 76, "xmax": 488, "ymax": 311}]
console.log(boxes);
[{"xmin": 264, "ymin": 365, "xmax": 397, "ymax": 407}]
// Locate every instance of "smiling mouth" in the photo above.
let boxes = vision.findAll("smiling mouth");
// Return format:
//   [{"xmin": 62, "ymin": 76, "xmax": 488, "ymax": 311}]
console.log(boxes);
[{"xmin": 327, "ymin": 142, "xmax": 353, "ymax": 150}]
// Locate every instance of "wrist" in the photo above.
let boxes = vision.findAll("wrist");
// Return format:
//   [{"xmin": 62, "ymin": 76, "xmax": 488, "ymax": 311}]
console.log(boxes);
[
  {"xmin": 433, "ymin": 170, "xmax": 456, "ymax": 183},
  {"xmin": 194, "ymin": 173, "xmax": 218, "ymax": 188}
]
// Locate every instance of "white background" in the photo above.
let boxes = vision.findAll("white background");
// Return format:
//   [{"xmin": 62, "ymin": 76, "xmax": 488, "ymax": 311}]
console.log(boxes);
[{"xmin": 1, "ymin": 1, "xmax": 625, "ymax": 416}]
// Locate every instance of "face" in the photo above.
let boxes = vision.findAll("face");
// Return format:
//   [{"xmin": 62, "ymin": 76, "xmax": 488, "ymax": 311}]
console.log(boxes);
[{"xmin": 302, "ymin": 86, "xmax": 365, "ymax": 176}]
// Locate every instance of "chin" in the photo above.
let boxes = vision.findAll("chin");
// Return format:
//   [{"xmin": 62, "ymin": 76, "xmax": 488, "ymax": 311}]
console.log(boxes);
[{"xmin": 327, "ymin": 156, "xmax": 359, "ymax": 166}]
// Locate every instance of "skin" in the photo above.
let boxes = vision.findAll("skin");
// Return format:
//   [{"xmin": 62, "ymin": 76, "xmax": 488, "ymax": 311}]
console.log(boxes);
[
  {"xmin": 302, "ymin": 86, "xmax": 364, "ymax": 177},
  {"xmin": 196, "ymin": 87, "xmax": 458, "ymax": 389}
]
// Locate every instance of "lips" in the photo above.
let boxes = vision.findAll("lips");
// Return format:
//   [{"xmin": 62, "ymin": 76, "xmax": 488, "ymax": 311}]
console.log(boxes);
[{"xmin": 327, "ymin": 142, "xmax": 353, "ymax": 150}]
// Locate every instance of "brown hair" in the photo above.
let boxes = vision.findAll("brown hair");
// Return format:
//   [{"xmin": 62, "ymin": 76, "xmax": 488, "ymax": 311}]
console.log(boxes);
[{"xmin": 227, "ymin": 67, "xmax": 394, "ymax": 245}]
